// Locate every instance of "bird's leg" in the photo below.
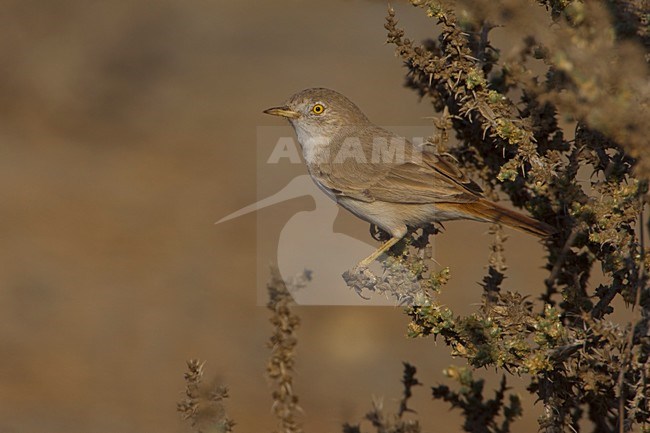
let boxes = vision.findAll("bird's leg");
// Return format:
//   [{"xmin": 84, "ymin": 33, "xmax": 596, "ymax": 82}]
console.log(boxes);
[{"xmin": 356, "ymin": 236, "xmax": 403, "ymax": 268}]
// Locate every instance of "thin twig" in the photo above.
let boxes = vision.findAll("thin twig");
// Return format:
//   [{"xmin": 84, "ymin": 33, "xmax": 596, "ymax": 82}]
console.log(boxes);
[{"xmin": 618, "ymin": 200, "xmax": 646, "ymax": 433}]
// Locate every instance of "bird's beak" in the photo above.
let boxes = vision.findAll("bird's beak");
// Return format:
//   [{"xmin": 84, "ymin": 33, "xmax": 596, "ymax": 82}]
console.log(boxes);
[{"xmin": 263, "ymin": 106, "xmax": 301, "ymax": 119}]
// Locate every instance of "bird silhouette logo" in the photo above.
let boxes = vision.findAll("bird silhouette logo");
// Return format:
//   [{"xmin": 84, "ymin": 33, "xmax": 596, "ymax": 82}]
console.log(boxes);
[{"xmin": 217, "ymin": 174, "xmax": 422, "ymax": 305}]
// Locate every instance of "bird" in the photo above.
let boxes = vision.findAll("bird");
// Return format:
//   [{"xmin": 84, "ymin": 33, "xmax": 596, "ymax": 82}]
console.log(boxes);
[{"xmin": 263, "ymin": 88, "xmax": 554, "ymax": 269}]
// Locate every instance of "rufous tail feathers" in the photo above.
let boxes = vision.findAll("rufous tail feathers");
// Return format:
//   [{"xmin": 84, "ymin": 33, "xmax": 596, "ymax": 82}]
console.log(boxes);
[{"xmin": 443, "ymin": 199, "xmax": 556, "ymax": 238}]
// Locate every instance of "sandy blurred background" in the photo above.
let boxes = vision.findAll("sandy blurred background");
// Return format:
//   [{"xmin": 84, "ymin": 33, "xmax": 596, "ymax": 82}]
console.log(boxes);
[{"xmin": 0, "ymin": 1, "xmax": 554, "ymax": 432}]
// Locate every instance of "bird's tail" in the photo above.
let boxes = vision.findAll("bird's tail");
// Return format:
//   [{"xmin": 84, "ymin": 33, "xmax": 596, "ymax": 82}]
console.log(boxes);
[{"xmin": 439, "ymin": 199, "xmax": 556, "ymax": 238}]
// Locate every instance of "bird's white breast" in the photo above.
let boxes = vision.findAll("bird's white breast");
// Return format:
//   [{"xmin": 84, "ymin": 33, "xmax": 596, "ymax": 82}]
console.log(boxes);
[{"xmin": 292, "ymin": 122, "xmax": 332, "ymax": 166}]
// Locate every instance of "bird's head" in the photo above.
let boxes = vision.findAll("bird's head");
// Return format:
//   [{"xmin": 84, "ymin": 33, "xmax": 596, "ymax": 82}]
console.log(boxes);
[{"xmin": 263, "ymin": 88, "xmax": 370, "ymax": 141}]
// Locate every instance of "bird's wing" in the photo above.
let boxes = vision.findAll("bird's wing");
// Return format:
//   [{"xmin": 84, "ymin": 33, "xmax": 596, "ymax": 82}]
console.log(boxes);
[
  {"xmin": 421, "ymin": 151, "xmax": 484, "ymax": 196},
  {"xmin": 363, "ymin": 158, "xmax": 481, "ymax": 204},
  {"xmin": 316, "ymin": 151, "xmax": 483, "ymax": 204}
]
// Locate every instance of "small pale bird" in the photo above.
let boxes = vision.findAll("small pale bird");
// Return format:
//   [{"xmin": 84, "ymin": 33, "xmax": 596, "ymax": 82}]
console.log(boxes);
[{"xmin": 264, "ymin": 88, "xmax": 554, "ymax": 269}]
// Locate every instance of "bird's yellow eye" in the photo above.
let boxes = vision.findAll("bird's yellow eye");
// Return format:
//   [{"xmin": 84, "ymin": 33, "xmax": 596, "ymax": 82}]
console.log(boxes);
[{"xmin": 311, "ymin": 103, "xmax": 325, "ymax": 115}]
